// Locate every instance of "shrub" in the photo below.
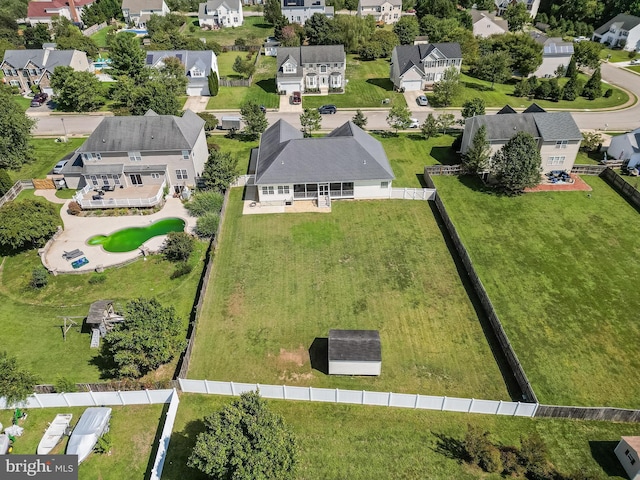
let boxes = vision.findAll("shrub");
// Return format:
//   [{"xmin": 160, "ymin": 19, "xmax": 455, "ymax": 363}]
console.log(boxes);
[
  {"xmin": 604, "ymin": 88, "xmax": 613, "ymax": 97},
  {"xmin": 479, "ymin": 445, "xmax": 502, "ymax": 473},
  {"xmin": 628, "ymin": 50, "xmax": 637, "ymax": 59},
  {"xmin": 95, "ymin": 433, "xmax": 112, "ymax": 454},
  {"xmin": 31, "ymin": 266, "xmax": 49, "ymax": 289},
  {"xmin": 54, "ymin": 376, "xmax": 77, "ymax": 393},
  {"xmin": 196, "ymin": 211, "xmax": 220, "ymax": 237},
  {"xmin": 197, "ymin": 112, "xmax": 218, "ymax": 131},
  {"xmin": 206, "ymin": 138, "xmax": 220, "ymax": 150},
  {"xmin": 0, "ymin": 170, "xmax": 13, "ymax": 197},
  {"xmin": 0, "ymin": 199, "xmax": 59, "ymax": 250},
  {"xmin": 88, "ymin": 273, "xmax": 107, "ymax": 284},
  {"xmin": 162, "ymin": 231, "xmax": 195, "ymax": 262},
  {"xmin": 67, "ymin": 201, "xmax": 82, "ymax": 215},
  {"xmin": 170, "ymin": 262, "xmax": 193, "ymax": 279},
  {"xmin": 185, "ymin": 191, "xmax": 224, "ymax": 217}
]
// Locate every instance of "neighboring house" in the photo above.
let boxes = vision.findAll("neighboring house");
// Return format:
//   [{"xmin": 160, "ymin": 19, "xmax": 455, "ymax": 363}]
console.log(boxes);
[
  {"xmin": 328, "ymin": 330, "xmax": 382, "ymax": 376},
  {"xmin": 615, "ymin": 437, "xmax": 640, "ymax": 480},
  {"xmin": 251, "ymin": 119, "xmax": 395, "ymax": 204},
  {"xmin": 607, "ymin": 127, "xmax": 640, "ymax": 168},
  {"xmin": 276, "ymin": 45, "xmax": 346, "ymax": 94},
  {"xmin": 198, "ymin": 0, "xmax": 243, "ymax": 28},
  {"xmin": 61, "ymin": 110, "xmax": 207, "ymax": 203},
  {"xmin": 460, "ymin": 104, "xmax": 583, "ymax": 175},
  {"xmin": 592, "ymin": 14, "xmax": 640, "ymax": 51},
  {"xmin": 281, "ymin": 0, "xmax": 334, "ymax": 25},
  {"xmin": 471, "ymin": 9, "xmax": 508, "ymax": 38},
  {"xmin": 390, "ymin": 42, "xmax": 462, "ymax": 91},
  {"xmin": 529, "ymin": 33, "xmax": 574, "ymax": 77},
  {"xmin": 495, "ymin": 0, "xmax": 540, "ymax": 18},
  {"xmin": 1, "ymin": 47, "xmax": 90, "ymax": 95},
  {"xmin": 121, "ymin": 0, "xmax": 170, "ymax": 28},
  {"xmin": 26, "ymin": 0, "xmax": 94, "ymax": 26},
  {"xmin": 144, "ymin": 50, "xmax": 219, "ymax": 96},
  {"xmin": 357, "ymin": 0, "xmax": 402, "ymax": 25},
  {"xmin": 264, "ymin": 39, "xmax": 280, "ymax": 57}
]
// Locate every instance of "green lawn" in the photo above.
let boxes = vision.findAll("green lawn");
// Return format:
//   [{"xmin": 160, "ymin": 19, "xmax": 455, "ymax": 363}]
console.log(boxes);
[
  {"xmin": 188, "ymin": 189, "xmax": 509, "ymax": 399},
  {"xmin": 302, "ymin": 55, "xmax": 407, "ymax": 109},
  {"xmin": 10, "ymin": 138, "xmax": 85, "ymax": 182},
  {"xmin": 90, "ymin": 25, "xmax": 116, "ymax": 48},
  {"xmin": 625, "ymin": 65, "xmax": 640, "ymax": 74},
  {"xmin": 0, "ymin": 241, "xmax": 207, "ymax": 383},
  {"xmin": 13, "ymin": 94, "xmax": 33, "ymax": 111},
  {"xmin": 206, "ymin": 56, "xmax": 279, "ymax": 109},
  {"xmin": 575, "ymin": 150, "xmax": 604, "ymax": 165},
  {"xmin": 376, "ymin": 133, "xmax": 460, "ymax": 187},
  {"xmin": 600, "ymin": 47, "xmax": 637, "ymax": 63},
  {"xmin": 0, "ymin": 404, "xmax": 163, "ymax": 479},
  {"xmin": 186, "ymin": 16, "xmax": 273, "ymax": 46},
  {"xmin": 434, "ymin": 73, "xmax": 630, "ymax": 110},
  {"xmin": 162, "ymin": 393, "xmax": 636, "ymax": 480},
  {"xmin": 206, "ymin": 134, "xmax": 257, "ymax": 174},
  {"xmin": 432, "ymin": 175, "xmax": 640, "ymax": 408},
  {"xmin": 216, "ymin": 50, "xmax": 258, "ymax": 78}
]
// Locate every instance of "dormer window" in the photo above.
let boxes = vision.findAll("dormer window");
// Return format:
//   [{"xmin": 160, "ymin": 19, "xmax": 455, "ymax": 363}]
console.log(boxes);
[
  {"xmin": 283, "ymin": 63, "xmax": 296, "ymax": 74},
  {"xmin": 128, "ymin": 151, "xmax": 142, "ymax": 162},
  {"xmin": 191, "ymin": 67, "xmax": 204, "ymax": 77},
  {"xmin": 83, "ymin": 153, "xmax": 102, "ymax": 161},
  {"xmin": 182, "ymin": 150, "xmax": 190, "ymax": 159}
]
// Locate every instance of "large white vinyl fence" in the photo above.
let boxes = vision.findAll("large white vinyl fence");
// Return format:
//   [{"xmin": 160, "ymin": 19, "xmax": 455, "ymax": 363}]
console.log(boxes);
[
  {"xmin": 150, "ymin": 389, "xmax": 180, "ymax": 480},
  {"xmin": 0, "ymin": 389, "xmax": 174, "ymax": 410},
  {"xmin": 178, "ymin": 379, "xmax": 539, "ymax": 417}
]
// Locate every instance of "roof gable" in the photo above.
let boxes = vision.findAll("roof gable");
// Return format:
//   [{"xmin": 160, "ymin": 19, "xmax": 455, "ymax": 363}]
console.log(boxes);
[
  {"xmin": 277, "ymin": 45, "xmax": 345, "ymax": 71},
  {"xmin": 595, "ymin": 13, "xmax": 640, "ymax": 35},
  {"xmin": 393, "ymin": 42, "xmax": 462, "ymax": 76}
]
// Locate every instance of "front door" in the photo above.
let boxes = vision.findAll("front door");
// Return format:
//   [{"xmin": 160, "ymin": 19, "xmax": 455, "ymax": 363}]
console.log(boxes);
[{"xmin": 318, "ymin": 184, "xmax": 329, "ymax": 196}]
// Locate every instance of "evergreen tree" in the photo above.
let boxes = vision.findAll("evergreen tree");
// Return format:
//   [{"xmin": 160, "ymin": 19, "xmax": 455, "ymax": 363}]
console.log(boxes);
[
  {"xmin": 463, "ymin": 125, "xmax": 491, "ymax": 173},
  {"xmin": 264, "ymin": 0, "xmax": 282, "ymax": 25},
  {"xmin": 582, "ymin": 66, "xmax": 602, "ymax": 100},
  {"xmin": 352, "ymin": 109, "xmax": 367, "ymax": 129},
  {"xmin": 565, "ymin": 56, "xmax": 577, "ymax": 78},
  {"xmin": 300, "ymin": 108, "xmax": 322, "ymax": 137},
  {"xmin": 421, "ymin": 113, "xmax": 438, "ymax": 139},
  {"xmin": 240, "ymin": 101, "xmax": 268, "ymax": 139},
  {"xmin": 492, "ymin": 131, "xmax": 541, "ymax": 194},
  {"xmin": 207, "ymin": 70, "xmax": 219, "ymax": 96},
  {"xmin": 393, "ymin": 16, "xmax": 419, "ymax": 45}
]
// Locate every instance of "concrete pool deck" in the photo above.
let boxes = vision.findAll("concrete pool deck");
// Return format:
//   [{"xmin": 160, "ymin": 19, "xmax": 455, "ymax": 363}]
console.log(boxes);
[{"xmin": 41, "ymin": 195, "xmax": 197, "ymax": 274}]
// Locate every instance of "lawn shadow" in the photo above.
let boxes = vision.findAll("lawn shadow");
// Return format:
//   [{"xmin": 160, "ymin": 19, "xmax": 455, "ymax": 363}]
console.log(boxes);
[
  {"xmin": 427, "ymin": 199, "xmax": 525, "ymax": 401},
  {"xmin": 430, "ymin": 146, "xmax": 460, "ymax": 165},
  {"xmin": 366, "ymin": 78, "xmax": 394, "ymax": 91},
  {"xmin": 308, "ymin": 337, "xmax": 329, "ymax": 375},
  {"xmin": 255, "ymin": 78, "xmax": 276, "ymax": 93},
  {"xmin": 432, "ymin": 431, "xmax": 469, "ymax": 464},
  {"xmin": 143, "ymin": 401, "xmax": 170, "ymax": 480},
  {"xmin": 160, "ymin": 419, "xmax": 208, "ymax": 480},
  {"xmin": 589, "ymin": 441, "xmax": 627, "ymax": 477},
  {"xmin": 252, "ymin": 23, "xmax": 272, "ymax": 29},
  {"xmin": 462, "ymin": 81, "xmax": 493, "ymax": 92}
]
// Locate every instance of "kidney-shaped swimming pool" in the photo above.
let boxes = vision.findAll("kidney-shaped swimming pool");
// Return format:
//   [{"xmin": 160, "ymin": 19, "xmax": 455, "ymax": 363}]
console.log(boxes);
[{"xmin": 87, "ymin": 218, "xmax": 185, "ymax": 252}]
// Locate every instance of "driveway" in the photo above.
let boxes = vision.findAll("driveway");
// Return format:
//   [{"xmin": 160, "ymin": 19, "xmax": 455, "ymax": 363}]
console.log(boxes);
[
  {"xmin": 183, "ymin": 96, "xmax": 210, "ymax": 112},
  {"xmin": 279, "ymin": 94, "xmax": 303, "ymax": 113},
  {"xmin": 403, "ymin": 90, "xmax": 432, "ymax": 112}
]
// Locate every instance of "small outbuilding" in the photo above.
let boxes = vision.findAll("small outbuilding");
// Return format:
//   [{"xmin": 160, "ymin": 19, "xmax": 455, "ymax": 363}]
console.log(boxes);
[
  {"xmin": 328, "ymin": 329, "xmax": 381, "ymax": 376},
  {"xmin": 86, "ymin": 300, "xmax": 124, "ymax": 348},
  {"xmin": 615, "ymin": 437, "xmax": 640, "ymax": 480}
]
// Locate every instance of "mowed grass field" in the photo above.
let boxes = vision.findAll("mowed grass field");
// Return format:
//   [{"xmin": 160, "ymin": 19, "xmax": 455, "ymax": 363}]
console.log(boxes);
[
  {"xmin": 188, "ymin": 189, "xmax": 509, "ymax": 399},
  {"xmin": 162, "ymin": 393, "xmax": 636, "ymax": 480},
  {"xmin": 432, "ymin": 175, "xmax": 640, "ymax": 408},
  {"xmin": 0, "ymin": 404, "xmax": 163, "ymax": 479}
]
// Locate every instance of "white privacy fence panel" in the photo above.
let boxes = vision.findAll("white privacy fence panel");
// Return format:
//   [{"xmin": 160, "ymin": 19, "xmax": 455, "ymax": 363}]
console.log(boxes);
[
  {"xmin": 150, "ymin": 389, "xmax": 180, "ymax": 480},
  {"xmin": 0, "ymin": 389, "xmax": 174, "ymax": 410},
  {"xmin": 178, "ymin": 380, "xmax": 538, "ymax": 418},
  {"xmin": 389, "ymin": 188, "xmax": 436, "ymax": 200}
]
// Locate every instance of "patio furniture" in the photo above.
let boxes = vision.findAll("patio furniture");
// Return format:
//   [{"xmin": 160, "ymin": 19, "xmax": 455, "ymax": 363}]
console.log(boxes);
[
  {"xmin": 103, "ymin": 185, "xmax": 115, "ymax": 192},
  {"xmin": 71, "ymin": 257, "xmax": 89, "ymax": 269},
  {"xmin": 63, "ymin": 249, "xmax": 84, "ymax": 260},
  {"xmin": 92, "ymin": 195, "xmax": 102, "ymax": 200}
]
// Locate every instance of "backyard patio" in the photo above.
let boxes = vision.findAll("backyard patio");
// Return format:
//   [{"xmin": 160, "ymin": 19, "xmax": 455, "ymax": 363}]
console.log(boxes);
[{"xmin": 73, "ymin": 184, "xmax": 165, "ymax": 209}]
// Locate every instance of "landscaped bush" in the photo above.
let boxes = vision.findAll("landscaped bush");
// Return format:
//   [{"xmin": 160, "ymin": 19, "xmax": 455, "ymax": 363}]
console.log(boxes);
[
  {"xmin": 54, "ymin": 376, "xmax": 77, "ymax": 393},
  {"xmin": 95, "ymin": 433, "xmax": 112, "ymax": 454},
  {"xmin": 30, "ymin": 266, "xmax": 49, "ymax": 289},
  {"xmin": 0, "ymin": 199, "xmax": 59, "ymax": 250},
  {"xmin": 195, "ymin": 211, "xmax": 220, "ymax": 237},
  {"xmin": 170, "ymin": 262, "xmax": 193, "ymax": 279},
  {"xmin": 0, "ymin": 170, "xmax": 13, "ymax": 197},
  {"xmin": 604, "ymin": 88, "xmax": 613, "ymax": 97},
  {"xmin": 88, "ymin": 273, "xmax": 107, "ymax": 284},
  {"xmin": 184, "ymin": 191, "xmax": 224, "ymax": 217},
  {"xmin": 162, "ymin": 231, "xmax": 195, "ymax": 262},
  {"xmin": 67, "ymin": 201, "xmax": 82, "ymax": 215}
]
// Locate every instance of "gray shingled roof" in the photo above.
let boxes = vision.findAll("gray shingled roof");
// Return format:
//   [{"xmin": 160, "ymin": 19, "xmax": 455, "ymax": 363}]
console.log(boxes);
[
  {"xmin": 1, "ymin": 49, "xmax": 84, "ymax": 73},
  {"xmin": 78, "ymin": 110, "xmax": 204, "ymax": 153},
  {"xmin": 328, "ymin": 330, "xmax": 381, "ymax": 362},
  {"xmin": 359, "ymin": 0, "xmax": 401, "ymax": 6},
  {"xmin": 254, "ymin": 120, "xmax": 394, "ymax": 184},
  {"xmin": 595, "ymin": 14, "xmax": 640, "ymax": 35},
  {"xmin": 87, "ymin": 300, "xmax": 113, "ymax": 325},
  {"xmin": 471, "ymin": 9, "xmax": 508, "ymax": 30},
  {"xmin": 122, "ymin": 0, "xmax": 165, "ymax": 13},
  {"xmin": 145, "ymin": 50, "xmax": 216, "ymax": 88},
  {"xmin": 393, "ymin": 43, "xmax": 462, "ymax": 76},
  {"xmin": 277, "ymin": 45, "xmax": 345, "ymax": 72},
  {"xmin": 465, "ymin": 110, "xmax": 582, "ymax": 143},
  {"xmin": 203, "ymin": 0, "xmax": 241, "ymax": 11}
]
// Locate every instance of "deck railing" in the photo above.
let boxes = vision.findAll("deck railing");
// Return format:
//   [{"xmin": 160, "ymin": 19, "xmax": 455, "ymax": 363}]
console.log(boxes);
[{"xmin": 75, "ymin": 181, "xmax": 166, "ymax": 209}]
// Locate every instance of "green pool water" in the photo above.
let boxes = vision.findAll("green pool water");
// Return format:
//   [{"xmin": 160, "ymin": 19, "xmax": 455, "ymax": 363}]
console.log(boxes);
[{"xmin": 87, "ymin": 218, "xmax": 186, "ymax": 252}]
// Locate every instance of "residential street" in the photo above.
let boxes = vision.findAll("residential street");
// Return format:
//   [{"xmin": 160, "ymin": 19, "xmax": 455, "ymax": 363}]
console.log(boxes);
[{"xmin": 30, "ymin": 62, "xmax": 640, "ymax": 136}]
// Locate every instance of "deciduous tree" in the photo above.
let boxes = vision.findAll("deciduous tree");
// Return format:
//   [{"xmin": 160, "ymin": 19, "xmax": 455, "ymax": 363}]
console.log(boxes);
[
  {"xmin": 50, "ymin": 67, "xmax": 105, "ymax": 112},
  {"xmin": 109, "ymin": 32, "xmax": 145, "ymax": 79},
  {"xmin": 503, "ymin": 2, "xmax": 529, "ymax": 31},
  {"xmin": 573, "ymin": 41, "xmax": 602, "ymax": 69},
  {"xmin": 393, "ymin": 16, "xmax": 419, "ymax": 45},
  {"xmin": 491, "ymin": 131, "xmax": 541, "ymax": 194},
  {"xmin": 202, "ymin": 150, "xmax": 239, "ymax": 191},
  {"xmin": 352, "ymin": 109, "xmax": 367, "ymax": 129},
  {"xmin": 431, "ymin": 65, "xmax": 461, "ymax": 106},
  {"xmin": 188, "ymin": 391, "xmax": 297, "ymax": 479},
  {"xmin": 472, "ymin": 50, "xmax": 512, "ymax": 88},
  {"xmin": 162, "ymin": 232, "xmax": 194, "ymax": 262},
  {"xmin": 0, "ymin": 91, "xmax": 35, "ymax": 170},
  {"xmin": 102, "ymin": 298, "xmax": 185, "ymax": 378},
  {"xmin": 300, "ymin": 108, "xmax": 322, "ymax": 137},
  {"xmin": 421, "ymin": 113, "xmax": 438, "ymax": 139},
  {"xmin": 461, "ymin": 97, "xmax": 485, "ymax": 119},
  {"xmin": 386, "ymin": 104, "xmax": 412, "ymax": 133},
  {"xmin": 0, "ymin": 351, "xmax": 37, "ymax": 406},
  {"xmin": 197, "ymin": 112, "xmax": 218, "ymax": 131},
  {"xmin": 240, "ymin": 101, "xmax": 268, "ymax": 139},
  {"xmin": 437, "ymin": 113, "xmax": 455, "ymax": 134},
  {"xmin": 0, "ymin": 199, "xmax": 59, "ymax": 250}
]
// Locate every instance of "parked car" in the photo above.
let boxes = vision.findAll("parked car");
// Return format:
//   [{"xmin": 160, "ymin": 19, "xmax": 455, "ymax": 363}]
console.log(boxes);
[
  {"xmin": 52, "ymin": 160, "xmax": 68, "ymax": 174},
  {"xmin": 630, "ymin": 59, "xmax": 640, "ymax": 65},
  {"xmin": 574, "ymin": 36, "xmax": 589, "ymax": 42},
  {"xmin": 35, "ymin": 92, "xmax": 48, "ymax": 102},
  {"xmin": 416, "ymin": 95, "xmax": 429, "ymax": 106},
  {"xmin": 292, "ymin": 91, "xmax": 301, "ymax": 105},
  {"xmin": 318, "ymin": 104, "xmax": 337, "ymax": 114},
  {"xmin": 409, "ymin": 118, "xmax": 420, "ymax": 128},
  {"xmin": 30, "ymin": 98, "xmax": 43, "ymax": 107}
]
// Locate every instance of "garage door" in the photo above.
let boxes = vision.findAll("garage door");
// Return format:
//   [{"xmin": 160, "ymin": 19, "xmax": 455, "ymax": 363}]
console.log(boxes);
[
  {"xmin": 278, "ymin": 82, "xmax": 301, "ymax": 95},
  {"xmin": 401, "ymin": 80, "xmax": 422, "ymax": 91},
  {"xmin": 187, "ymin": 86, "xmax": 204, "ymax": 96}
]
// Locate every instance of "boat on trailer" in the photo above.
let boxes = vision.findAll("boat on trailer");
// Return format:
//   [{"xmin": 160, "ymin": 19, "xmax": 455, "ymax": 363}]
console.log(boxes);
[
  {"xmin": 37, "ymin": 414, "xmax": 73, "ymax": 455},
  {"xmin": 66, "ymin": 407, "xmax": 111, "ymax": 464}
]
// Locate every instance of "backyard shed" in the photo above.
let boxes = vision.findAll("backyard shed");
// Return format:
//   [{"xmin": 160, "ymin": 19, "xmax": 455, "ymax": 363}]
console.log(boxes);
[
  {"xmin": 615, "ymin": 436, "xmax": 640, "ymax": 480},
  {"xmin": 328, "ymin": 329, "xmax": 381, "ymax": 376},
  {"xmin": 86, "ymin": 300, "xmax": 124, "ymax": 348}
]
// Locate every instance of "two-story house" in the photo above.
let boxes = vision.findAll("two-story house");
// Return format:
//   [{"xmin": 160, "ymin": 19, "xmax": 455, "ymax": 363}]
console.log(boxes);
[
  {"xmin": 1, "ymin": 47, "xmax": 90, "ymax": 95},
  {"xmin": 357, "ymin": 0, "xmax": 402, "ymax": 25},
  {"xmin": 26, "ymin": 0, "xmax": 94, "ymax": 26},
  {"xmin": 592, "ymin": 14, "xmax": 640, "ymax": 52},
  {"xmin": 121, "ymin": 0, "xmax": 170, "ymax": 28},
  {"xmin": 390, "ymin": 42, "xmax": 462, "ymax": 91},
  {"xmin": 471, "ymin": 9, "xmax": 508, "ymax": 38},
  {"xmin": 276, "ymin": 45, "xmax": 346, "ymax": 95},
  {"xmin": 145, "ymin": 50, "xmax": 219, "ymax": 96},
  {"xmin": 198, "ymin": 0, "xmax": 243, "ymax": 28},
  {"xmin": 281, "ymin": 0, "xmax": 333, "ymax": 25},
  {"xmin": 460, "ymin": 104, "xmax": 583, "ymax": 175},
  {"xmin": 495, "ymin": 0, "xmax": 540, "ymax": 18},
  {"xmin": 60, "ymin": 110, "xmax": 208, "ymax": 208}
]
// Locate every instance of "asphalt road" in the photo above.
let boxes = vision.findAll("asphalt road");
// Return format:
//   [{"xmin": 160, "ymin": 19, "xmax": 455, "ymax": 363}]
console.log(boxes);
[{"xmin": 30, "ymin": 62, "xmax": 640, "ymax": 136}]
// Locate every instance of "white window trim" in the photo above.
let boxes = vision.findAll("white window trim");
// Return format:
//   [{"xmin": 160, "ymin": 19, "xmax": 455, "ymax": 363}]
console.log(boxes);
[
  {"xmin": 128, "ymin": 151, "xmax": 142, "ymax": 161},
  {"xmin": 555, "ymin": 140, "xmax": 568, "ymax": 149},
  {"xmin": 176, "ymin": 169, "xmax": 188, "ymax": 180},
  {"xmin": 547, "ymin": 156, "xmax": 566, "ymax": 166}
]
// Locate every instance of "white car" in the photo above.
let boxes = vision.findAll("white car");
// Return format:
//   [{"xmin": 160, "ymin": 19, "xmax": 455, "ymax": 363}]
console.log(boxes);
[
  {"xmin": 409, "ymin": 118, "xmax": 420, "ymax": 128},
  {"xmin": 416, "ymin": 95, "xmax": 429, "ymax": 106},
  {"xmin": 52, "ymin": 160, "xmax": 68, "ymax": 174},
  {"xmin": 630, "ymin": 59, "xmax": 640, "ymax": 65}
]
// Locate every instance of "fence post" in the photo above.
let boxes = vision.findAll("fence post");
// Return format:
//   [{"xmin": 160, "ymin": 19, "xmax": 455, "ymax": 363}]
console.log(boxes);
[
  {"xmin": 468, "ymin": 398, "xmax": 474, "ymax": 413},
  {"xmin": 230, "ymin": 381, "xmax": 235, "ymax": 396},
  {"xmin": 532, "ymin": 403, "xmax": 540, "ymax": 417},
  {"xmin": 89, "ymin": 390, "xmax": 97, "ymax": 406},
  {"xmin": 282, "ymin": 385, "xmax": 286, "ymax": 400},
  {"xmin": 388, "ymin": 392, "xmax": 392, "ymax": 407},
  {"xmin": 514, "ymin": 402, "xmax": 521, "ymax": 416},
  {"xmin": 441, "ymin": 396, "xmax": 447, "ymax": 411},
  {"xmin": 496, "ymin": 400, "xmax": 502, "ymax": 414},
  {"xmin": 309, "ymin": 386, "xmax": 312, "ymax": 401},
  {"xmin": 336, "ymin": 388, "xmax": 339, "ymax": 403},
  {"xmin": 414, "ymin": 394, "xmax": 420, "ymax": 408},
  {"xmin": 362, "ymin": 390, "xmax": 365, "ymax": 405},
  {"xmin": 145, "ymin": 389, "xmax": 152, "ymax": 404},
  {"xmin": 205, "ymin": 380, "xmax": 210, "ymax": 394},
  {"xmin": 178, "ymin": 378, "xmax": 184, "ymax": 391},
  {"xmin": 33, "ymin": 393, "xmax": 43, "ymax": 408},
  {"xmin": 118, "ymin": 390, "xmax": 125, "ymax": 405},
  {"xmin": 63, "ymin": 393, "xmax": 71, "ymax": 407}
]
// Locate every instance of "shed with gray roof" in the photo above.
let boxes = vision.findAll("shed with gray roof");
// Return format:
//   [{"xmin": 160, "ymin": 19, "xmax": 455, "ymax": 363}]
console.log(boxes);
[{"xmin": 328, "ymin": 330, "xmax": 381, "ymax": 376}]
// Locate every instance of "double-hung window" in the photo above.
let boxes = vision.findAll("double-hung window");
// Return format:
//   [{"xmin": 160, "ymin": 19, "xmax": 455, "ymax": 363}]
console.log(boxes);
[
  {"xmin": 128, "ymin": 151, "xmax": 142, "ymax": 161},
  {"xmin": 176, "ymin": 169, "xmax": 188, "ymax": 180},
  {"xmin": 555, "ymin": 140, "xmax": 568, "ymax": 149}
]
